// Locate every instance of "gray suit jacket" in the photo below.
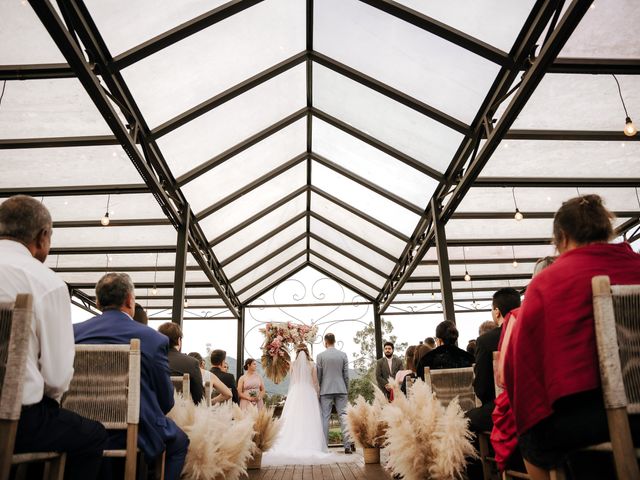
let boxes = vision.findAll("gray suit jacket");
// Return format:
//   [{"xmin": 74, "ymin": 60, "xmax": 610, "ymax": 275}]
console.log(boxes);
[
  {"xmin": 316, "ymin": 347, "xmax": 349, "ymax": 396},
  {"xmin": 375, "ymin": 355, "xmax": 403, "ymax": 393}
]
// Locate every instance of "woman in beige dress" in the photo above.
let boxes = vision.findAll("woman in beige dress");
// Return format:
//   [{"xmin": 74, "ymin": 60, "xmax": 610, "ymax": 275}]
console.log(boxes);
[{"xmin": 238, "ymin": 358, "xmax": 265, "ymax": 410}]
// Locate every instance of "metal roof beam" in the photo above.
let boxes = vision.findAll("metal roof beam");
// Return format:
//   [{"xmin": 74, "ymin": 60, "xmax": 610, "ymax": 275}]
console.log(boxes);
[
  {"xmin": 0, "ymin": 184, "xmax": 148, "ymax": 198},
  {"xmin": 153, "ymin": 52, "xmax": 307, "ymax": 138},
  {"xmin": 310, "ymin": 51, "xmax": 469, "ymax": 134},
  {"xmin": 236, "ymin": 251, "xmax": 307, "ymax": 296},
  {"xmin": 357, "ymin": 0, "xmax": 511, "ymax": 67},
  {"xmin": 210, "ymin": 186, "xmax": 307, "ymax": 246},
  {"xmin": 308, "ymin": 232, "xmax": 388, "ymax": 279},
  {"xmin": 310, "ymin": 186, "xmax": 409, "ymax": 242},
  {"xmin": 229, "ymin": 235, "xmax": 307, "ymax": 282},
  {"xmin": 504, "ymin": 130, "xmax": 640, "ymax": 141},
  {"xmin": 474, "ymin": 177, "xmax": 640, "ymax": 187},
  {"xmin": 112, "ymin": 0, "xmax": 265, "ymax": 70},
  {"xmin": 311, "ymin": 153, "xmax": 424, "ymax": 215},
  {"xmin": 309, "ymin": 211, "xmax": 399, "ymax": 263},
  {"xmin": 307, "ymin": 262, "xmax": 376, "ymax": 303},
  {"xmin": 243, "ymin": 262, "xmax": 309, "ymax": 305},
  {"xmin": 0, "ymin": 135, "xmax": 118, "ymax": 149},
  {"xmin": 197, "ymin": 153, "xmax": 307, "ymax": 220},
  {"xmin": 310, "ymin": 250, "xmax": 381, "ymax": 292},
  {"xmin": 311, "ymin": 107, "xmax": 443, "ymax": 181},
  {"xmin": 452, "ymin": 210, "xmax": 639, "ymax": 220}
]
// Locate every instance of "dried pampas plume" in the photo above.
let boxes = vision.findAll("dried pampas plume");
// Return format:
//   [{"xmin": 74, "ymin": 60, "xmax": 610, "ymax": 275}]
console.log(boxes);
[
  {"xmin": 381, "ymin": 380, "xmax": 476, "ymax": 480},
  {"xmin": 235, "ymin": 404, "xmax": 281, "ymax": 453},
  {"xmin": 346, "ymin": 386, "xmax": 387, "ymax": 448},
  {"xmin": 168, "ymin": 394, "xmax": 255, "ymax": 480}
]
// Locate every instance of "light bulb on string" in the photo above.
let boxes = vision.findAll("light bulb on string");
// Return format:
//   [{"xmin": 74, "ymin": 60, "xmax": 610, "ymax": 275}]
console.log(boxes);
[
  {"xmin": 625, "ymin": 117, "xmax": 637, "ymax": 137},
  {"xmin": 101, "ymin": 194, "xmax": 111, "ymax": 226},
  {"xmin": 151, "ymin": 286, "xmax": 158, "ymax": 296},
  {"xmin": 184, "ymin": 297, "xmax": 189, "ymax": 308},
  {"xmin": 511, "ymin": 245, "xmax": 519, "ymax": 268},
  {"xmin": 612, "ymin": 75, "xmax": 637, "ymax": 137},
  {"xmin": 512, "ymin": 260, "xmax": 519, "ymax": 268},
  {"xmin": 462, "ymin": 247, "xmax": 471, "ymax": 281},
  {"xmin": 512, "ymin": 188, "xmax": 524, "ymax": 221}
]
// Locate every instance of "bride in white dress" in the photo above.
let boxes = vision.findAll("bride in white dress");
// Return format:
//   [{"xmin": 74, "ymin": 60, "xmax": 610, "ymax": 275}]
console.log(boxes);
[{"xmin": 263, "ymin": 344, "xmax": 345, "ymax": 466}]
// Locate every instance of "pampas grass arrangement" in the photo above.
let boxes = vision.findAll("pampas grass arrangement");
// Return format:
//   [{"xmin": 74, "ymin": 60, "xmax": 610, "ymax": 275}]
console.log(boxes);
[
  {"xmin": 381, "ymin": 380, "xmax": 476, "ymax": 480},
  {"xmin": 346, "ymin": 387, "xmax": 387, "ymax": 448},
  {"xmin": 167, "ymin": 394, "xmax": 255, "ymax": 480},
  {"xmin": 233, "ymin": 404, "xmax": 280, "ymax": 468}
]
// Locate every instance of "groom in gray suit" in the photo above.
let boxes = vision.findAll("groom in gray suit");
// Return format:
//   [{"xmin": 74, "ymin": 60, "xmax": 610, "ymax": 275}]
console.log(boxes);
[{"xmin": 316, "ymin": 333, "xmax": 354, "ymax": 454}]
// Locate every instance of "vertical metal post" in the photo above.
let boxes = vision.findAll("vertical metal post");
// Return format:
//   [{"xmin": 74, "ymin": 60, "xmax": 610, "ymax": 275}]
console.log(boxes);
[
  {"xmin": 236, "ymin": 306, "xmax": 245, "ymax": 379},
  {"xmin": 432, "ymin": 198, "xmax": 456, "ymax": 324},
  {"xmin": 172, "ymin": 206, "xmax": 190, "ymax": 325},
  {"xmin": 373, "ymin": 303, "xmax": 383, "ymax": 359}
]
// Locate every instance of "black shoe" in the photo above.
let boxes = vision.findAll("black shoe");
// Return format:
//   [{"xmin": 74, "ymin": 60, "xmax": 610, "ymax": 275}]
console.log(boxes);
[
  {"xmin": 344, "ymin": 447, "xmax": 353, "ymax": 454},
  {"xmin": 350, "ymin": 444, "xmax": 356, "ymax": 452}
]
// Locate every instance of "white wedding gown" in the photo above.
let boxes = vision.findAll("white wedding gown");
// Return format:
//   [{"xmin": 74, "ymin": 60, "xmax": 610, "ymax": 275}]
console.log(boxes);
[{"xmin": 262, "ymin": 351, "xmax": 348, "ymax": 466}]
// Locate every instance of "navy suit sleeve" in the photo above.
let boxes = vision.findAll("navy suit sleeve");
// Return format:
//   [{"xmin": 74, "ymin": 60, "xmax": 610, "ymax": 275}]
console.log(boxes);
[{"xmin": 154, "ymin": 337, "xmax": 175, "ymax": 414}]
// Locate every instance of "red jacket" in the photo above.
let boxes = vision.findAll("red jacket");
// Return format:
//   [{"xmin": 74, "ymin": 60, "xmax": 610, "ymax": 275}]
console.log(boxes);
[{"xmin": 504, "ymin": 242, "xmax": 640, "ymax": 435}]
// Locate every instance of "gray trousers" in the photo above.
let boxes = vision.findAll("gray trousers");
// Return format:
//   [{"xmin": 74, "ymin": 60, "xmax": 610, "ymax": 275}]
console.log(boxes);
[{"xmin": 319, "ymin": 394, "xmax": 352, "ymax": 448}]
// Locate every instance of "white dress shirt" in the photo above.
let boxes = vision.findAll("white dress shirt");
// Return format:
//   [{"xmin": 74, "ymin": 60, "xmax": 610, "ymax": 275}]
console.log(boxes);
[{"xmin": 0, "ymin": 240, "xmax": 74, "ymax": 405}]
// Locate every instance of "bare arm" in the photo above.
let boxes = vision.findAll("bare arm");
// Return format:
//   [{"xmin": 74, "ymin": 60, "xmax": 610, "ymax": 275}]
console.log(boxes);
[{"xmin": 211, "ymin": 374, "xmax": 232, "ymax": 404}]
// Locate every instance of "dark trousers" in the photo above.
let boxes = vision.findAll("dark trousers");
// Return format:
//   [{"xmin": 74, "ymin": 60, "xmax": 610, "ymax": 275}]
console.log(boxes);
[
  {"xmin": 105, "ymin": 423, "xmax": 189, "ymax": 480},
  {"xmin": 14, "ymin": 396, "xmax": 108, "ymax": 480}
]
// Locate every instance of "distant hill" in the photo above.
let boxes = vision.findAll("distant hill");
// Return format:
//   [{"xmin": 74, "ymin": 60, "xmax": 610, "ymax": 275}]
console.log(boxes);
[{"xmin": 225, "ymin": 356, "xmax": 360, "ymax": 395}]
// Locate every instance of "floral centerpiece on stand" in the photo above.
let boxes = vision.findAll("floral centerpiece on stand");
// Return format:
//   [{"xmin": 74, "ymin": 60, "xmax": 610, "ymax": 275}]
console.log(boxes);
[{"xmin": 259, "ymin": 322, "xmax": 318, "ymax": 383}]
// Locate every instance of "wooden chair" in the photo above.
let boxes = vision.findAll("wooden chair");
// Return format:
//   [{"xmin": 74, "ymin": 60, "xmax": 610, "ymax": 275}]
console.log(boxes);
[
  {"xmin": 424, "ymin": 366, "xmax": 478, "ymax": 412},
  {"xmin": 591, "ymin": 275, "xmax": 640, "ymax": 480},
  {"xmin": 61, "ymin": 340, "xmax": 143, "ymax": 480},
  {"xmin": 170, "ymin": 374, "xmax": 190, "ymax": 400},
  {"xmin": 0, "ymin": 294, "xmax": 66, "ymax": 480},
  {"xmin": 204, "ymin": 380, "xmax": 211, "ymax": 407}
]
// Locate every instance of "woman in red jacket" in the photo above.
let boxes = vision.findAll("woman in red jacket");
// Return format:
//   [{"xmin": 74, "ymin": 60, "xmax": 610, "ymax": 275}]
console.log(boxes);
[{"xmin": 504, "ymin": 194, "xmax": 640, "ymax": 479}]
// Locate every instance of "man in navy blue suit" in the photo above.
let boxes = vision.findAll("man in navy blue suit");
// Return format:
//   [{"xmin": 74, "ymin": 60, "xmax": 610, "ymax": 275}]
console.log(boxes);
[{"xmin": 74, "ymin": 273, "xmax": 189, "ymax": 480}]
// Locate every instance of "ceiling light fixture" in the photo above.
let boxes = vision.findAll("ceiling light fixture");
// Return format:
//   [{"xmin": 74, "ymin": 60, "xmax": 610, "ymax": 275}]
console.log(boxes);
[
  {"xmin": 612, "ymin": 74, "xmax": 637, "ymax": 137},
  {"xmin": 101, "ymin": 194, "xmax": 111, "ymax": 226},
  {"xmin": 462, "ymin": 247, "xmax": 471, "ymax": 281},
  {"xmin": 512, "ymin": 187, "xmax": 523, "ymax": 221},
  {"xmin": 511, "ymin": 245, "xmax": 519, "ymax": 268}
]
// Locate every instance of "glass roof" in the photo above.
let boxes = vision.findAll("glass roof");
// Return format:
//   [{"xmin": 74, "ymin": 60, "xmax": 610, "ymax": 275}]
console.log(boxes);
[{"xmin": 2, "ymin": 0, "xmax": 638, "ymax": 317}]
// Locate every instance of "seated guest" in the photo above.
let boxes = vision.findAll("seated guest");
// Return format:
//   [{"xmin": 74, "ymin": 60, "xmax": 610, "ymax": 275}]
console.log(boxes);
[
  {"xmin": 413, "ymin": 343, "xmax": 433, "ymax": 377},
  {"xmin": 394, "ymin": 345, "xmax": 417, "ymax": 396},
  {"xmin": 0, "ymin": 195, "xmax": 108, "ymax": 480},
  {"xmin": 158, "ymin": 322, "xmax": 203, "ymax": 405},
  {"xmin": 187, "ymin": 352, "xmax": 232, "ymax": 404},
  {"xmin": 210, "ymin": 349, "xmax": 239, "ymax": 404},
  {"xmin": 478, "ymin": 320, "xmax": 498, "ymax": 337},
  {"xmin": 415, "ymin": 321, "xmax": 473, "ymax": 380},
  {"xmin": 466, "ymin": 339, "xmax": 477, "ymax": 356},
  {"xmin": 74, "ymin": 273, "xmax": 189, "ymax": 480},
  {"xmin": 467, "ymin": 288, "xmax": 521, "ymax": 433},
  {"xmin": 133, "ymin": 302, "xmax": 148, "ymax": 325},
  {"xmin": 424, "ymin": 337, "xmax": 436, "ymax": 350},
  {"xmin": 504, "ymin": 195, "xmax": 640, "ymax": 480}
]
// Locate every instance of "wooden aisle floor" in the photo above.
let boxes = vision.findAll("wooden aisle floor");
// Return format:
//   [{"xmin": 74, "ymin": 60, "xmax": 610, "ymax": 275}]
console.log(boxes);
[{"xmin": 245, "ymin": 452, "xmax": 392, "ymax": 480}]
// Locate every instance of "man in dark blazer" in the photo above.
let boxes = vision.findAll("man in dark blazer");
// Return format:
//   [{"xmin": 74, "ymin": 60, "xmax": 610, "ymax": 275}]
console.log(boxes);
[
  {"xmin": 375, "ymin": 341, "xmax": 403, "ymax": 399},
  {"xmin": 74, "ymin": 273, "xmax": 189, "ymax": 480},
  {"xmin": 209, "ymin": 349, "xmax": 239, "ymax": 404},
  {"xmin": 467, "ymin": 288, "xmax": 521, "ymax": 432},
  {"xmin": 158, "ymin": 322, "xmax": 203, "ymax": 405}
]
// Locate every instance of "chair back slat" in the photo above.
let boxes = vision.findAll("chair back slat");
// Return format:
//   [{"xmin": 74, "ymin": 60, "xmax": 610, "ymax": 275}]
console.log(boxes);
[
  {"xmin": 611, "ymin": 285, "xmax": 640, "ymax": 414},
  {"xmin": 424, "ymin": 366, "xmax": 477, "ymax": 411},
  {"xmin": 171, "ymin": 374, "xmax": 190, "ymax": 400},
  {"xmin": 0, "ymin": 295, "xmax": 33, "ymax": 420},
  {"xmin": 62, "ymin": 340, "xmax": 140, "ymax": 429},
  {"xmin": 204, "ymin": 380, "xmax": 211, "ymax": 407}
]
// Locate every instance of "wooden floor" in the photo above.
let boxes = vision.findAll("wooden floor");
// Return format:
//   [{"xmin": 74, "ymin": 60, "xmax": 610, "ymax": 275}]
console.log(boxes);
[{"xmin": 245, "ymin": 452, "xmax": 392, "ymax": 480}]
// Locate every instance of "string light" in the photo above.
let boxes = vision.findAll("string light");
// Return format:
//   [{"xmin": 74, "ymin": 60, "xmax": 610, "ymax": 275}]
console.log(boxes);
[
  {"xmin": 512, "ymin": 187, "xmax": 523, "ymax": 221},
  {"xmin": 511, "ymin": 245, "xmax": 519, "ymax": 268},
  {"xmin": 462, "ymin": 247, "xmax": 471, "ymax": 281},
  {"xmin": 184, "ymin": 287, "xmax": 188, "ymax": 308},
  {"xmin": 100, "ymin": 194, "xmax": 111, "ymax": 226},
  {"xmin": 612, "ymin": 74, "xmax": 637, "ymax": 137},
  {"xmin": 151, "ymin": 253, "xmax": 159, "ymax": 296}
]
